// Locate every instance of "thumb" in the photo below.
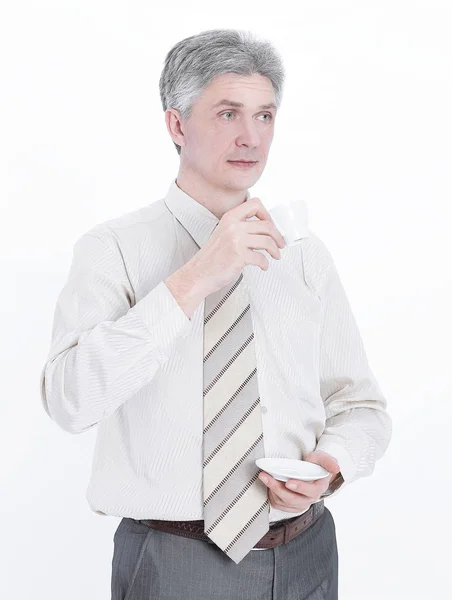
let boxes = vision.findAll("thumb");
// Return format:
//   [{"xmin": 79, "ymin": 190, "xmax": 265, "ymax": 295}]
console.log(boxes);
[{"xmin": 305, "ymin": 450, "xmax": 340, "ymax": 476}]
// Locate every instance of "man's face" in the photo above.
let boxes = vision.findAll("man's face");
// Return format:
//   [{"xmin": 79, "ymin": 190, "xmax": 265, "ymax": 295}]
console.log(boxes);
[{"xmin": 175, "ymin": 73, "xmax": 277, "ymax": 191}]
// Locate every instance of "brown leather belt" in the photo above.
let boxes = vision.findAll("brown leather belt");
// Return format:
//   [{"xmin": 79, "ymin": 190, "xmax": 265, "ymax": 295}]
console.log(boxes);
[{"xmin": 139, "ymin": 500, "xmax": 324, "ymax": 549}]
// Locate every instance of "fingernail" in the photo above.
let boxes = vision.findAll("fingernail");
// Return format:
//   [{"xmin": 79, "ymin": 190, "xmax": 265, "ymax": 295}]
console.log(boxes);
[
  {"xmin": 260, "ymin": 475, "xmax": 268, "ymax": 484},
  {"xmin": 286, "ymin": 482, "xmax": 297, "ymax": 490}
]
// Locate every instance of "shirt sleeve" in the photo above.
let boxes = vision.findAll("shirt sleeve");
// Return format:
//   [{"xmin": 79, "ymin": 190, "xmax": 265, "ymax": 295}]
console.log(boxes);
[
  {"xmin": 40, "ymin": 232, "xmax": 194, "ymax": 434},
  {"xmin": 314, "ymin": 247, "xmax": 392, "ymax": 498}
]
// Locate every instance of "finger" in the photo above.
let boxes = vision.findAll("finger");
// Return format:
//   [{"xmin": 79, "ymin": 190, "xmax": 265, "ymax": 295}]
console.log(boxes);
[
  {"xmin": 270, "ymin": 497, "xmax": 313, "ymax": 513},
  {"xmin": 231, "ymin": 196, "xmax": 272, "ymax": 224},
  {"xmin": 269, "ymin": 488, "xmax": 313, "ymax": 512},
  {"xmin": 259, "ymin": 473, "xmax": 294, "ymax": 499},
  {"xmin": 245, "ymin": 233, "xmax": 281, "ymax": 260},
  {"xmin": 285, "ymin": 478, "xmax": 326, "ymax": 498},
  {"xmin": 305, "ymin": 452, "xmax": 340, "ymax": 475},
  {"xmin": 260, "ymin": 473, "xmax": 317, "ymax": 508},
  {"xmin": 258, "ymin": 471, "xmax": 275, "ymax": 486},
  {"xmin": 244, "ymin": 220, "xmax": 286, "ymax": 249},
  {"xmin": 272, "ymin": 505, "xmax": 312, "ymax": 514},
  {"xmin": 268, "ymin": 479, "xmax": 314, "ymax": 506}
]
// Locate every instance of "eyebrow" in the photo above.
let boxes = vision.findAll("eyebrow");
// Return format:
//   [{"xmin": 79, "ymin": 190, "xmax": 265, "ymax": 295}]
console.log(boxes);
[{"xmin": 211, "ymin": 99, "xmax": 277, "ymax": 111}]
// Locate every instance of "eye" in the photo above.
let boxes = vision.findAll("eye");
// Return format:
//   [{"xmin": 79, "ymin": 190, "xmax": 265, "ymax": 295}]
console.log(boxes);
[{"xmin": 219, "ymin": 111, "xmax": 273, "ymax": 121}]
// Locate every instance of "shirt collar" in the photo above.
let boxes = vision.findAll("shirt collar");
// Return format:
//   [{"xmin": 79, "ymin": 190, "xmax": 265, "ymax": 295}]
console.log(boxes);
[{"xmin": 164, "ymin": 178, "xmax": 251, "ymax": 249}]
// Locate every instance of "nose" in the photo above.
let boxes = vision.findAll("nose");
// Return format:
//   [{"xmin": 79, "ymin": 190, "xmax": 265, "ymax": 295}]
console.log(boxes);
[{"xmin": 236, "ymin": 119, "xmax": 260, "ymax": 148}]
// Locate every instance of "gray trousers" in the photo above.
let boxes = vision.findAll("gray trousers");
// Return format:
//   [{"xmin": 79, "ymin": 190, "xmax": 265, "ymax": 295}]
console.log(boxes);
[{"xmin": 111, "ymin": 507, "xmax": 338, "ymax": 600}]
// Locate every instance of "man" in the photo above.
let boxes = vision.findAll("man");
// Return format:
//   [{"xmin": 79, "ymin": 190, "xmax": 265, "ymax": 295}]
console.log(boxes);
[{"xmin": 40, "ymin": 29, "xmax": 392, "ymax": 599}]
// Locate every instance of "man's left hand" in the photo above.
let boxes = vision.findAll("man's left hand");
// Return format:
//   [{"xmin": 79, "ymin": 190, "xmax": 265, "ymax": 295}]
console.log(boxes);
[{"xmin": 258, "ymin": 450, "xmax": 341, "ymax": 513}]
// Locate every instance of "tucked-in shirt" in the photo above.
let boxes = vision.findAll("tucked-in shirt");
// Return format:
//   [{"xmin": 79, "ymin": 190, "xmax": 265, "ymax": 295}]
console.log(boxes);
[{"xmin": 40, "ymin": 178, "xmax": 392, "ymax": 538}]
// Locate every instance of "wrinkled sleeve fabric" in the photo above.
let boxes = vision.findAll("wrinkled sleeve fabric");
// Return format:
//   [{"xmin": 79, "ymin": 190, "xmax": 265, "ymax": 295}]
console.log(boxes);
[
  {"xmin": 314, "ymin": 246, "xmax": 392, "ymax": 499},
  {"xmin": 40, "ymin": 232, "xmax": 193, "ymax": 434}
]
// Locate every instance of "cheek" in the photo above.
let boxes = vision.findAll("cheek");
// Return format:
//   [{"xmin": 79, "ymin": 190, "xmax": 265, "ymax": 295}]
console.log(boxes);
[
  {"xmin": 205, "ymin": 135, "xmax": 230, "ymax": 165},
  {"xmin": 262, "ymin": 130, "xmax": 273, "ymax": 149},
  {"xmin": 186, "ymin": 131, "xmax": 213, "ymax": 165},
  {"xmin": 195, "ymin": 125, "xmax": 222, "ymax": 152},
  {"xmin": 210, "ymin": 127, "xmax": 229, "ymax": 150}
]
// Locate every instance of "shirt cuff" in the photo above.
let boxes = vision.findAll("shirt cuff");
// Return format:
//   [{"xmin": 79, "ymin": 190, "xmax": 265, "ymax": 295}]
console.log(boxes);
[{"xmin": 314, "ymin": 438, "xmax": 357, "ymax": 499}]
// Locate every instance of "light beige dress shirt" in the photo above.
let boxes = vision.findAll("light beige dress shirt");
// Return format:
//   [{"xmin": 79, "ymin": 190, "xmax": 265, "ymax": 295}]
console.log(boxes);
[{"xmin": 40, "ymin": 178, "xmax": 392, "ymax": 535}]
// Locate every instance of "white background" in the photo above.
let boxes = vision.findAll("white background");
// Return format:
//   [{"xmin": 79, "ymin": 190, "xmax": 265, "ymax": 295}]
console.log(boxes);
[{"xmin": 1, "ymin": 1, "xmax": 451, "ymax": 598}]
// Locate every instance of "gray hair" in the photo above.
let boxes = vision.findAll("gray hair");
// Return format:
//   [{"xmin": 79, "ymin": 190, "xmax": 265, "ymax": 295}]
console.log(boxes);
[{"xmin": 159, "ymin": 29, "xmax": 285, "ymax": 155}]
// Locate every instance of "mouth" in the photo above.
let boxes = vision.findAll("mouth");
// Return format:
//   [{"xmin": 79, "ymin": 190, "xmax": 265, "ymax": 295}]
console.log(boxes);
[{"xmin": 228, "ymin": 160, "xmax": 258, "ymax": 168}]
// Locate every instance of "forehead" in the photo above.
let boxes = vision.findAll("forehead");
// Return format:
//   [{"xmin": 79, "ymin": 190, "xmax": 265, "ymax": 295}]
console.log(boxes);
[{"xmin": 201, "ymin": 73, "xmax": 276, "ymax": 108}]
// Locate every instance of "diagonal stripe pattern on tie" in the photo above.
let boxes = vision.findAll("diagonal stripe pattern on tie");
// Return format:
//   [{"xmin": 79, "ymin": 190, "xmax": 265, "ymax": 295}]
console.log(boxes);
[{"xmin": 202, "ymin": 272, "xmax": 270, "ymax": 564}]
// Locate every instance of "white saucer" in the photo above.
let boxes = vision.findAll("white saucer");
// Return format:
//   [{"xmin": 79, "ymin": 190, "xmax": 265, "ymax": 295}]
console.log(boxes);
[{"xmin": 255, "ymin": 458, "xmax": 330, "ymax": 482}]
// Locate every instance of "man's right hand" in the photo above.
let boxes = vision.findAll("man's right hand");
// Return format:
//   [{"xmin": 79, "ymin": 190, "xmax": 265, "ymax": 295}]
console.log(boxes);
[
  {"xmin": 187, "ymin": 196, "xmax": 286, "ymax": 295},
  {"xmin": 165, "ymin": 197, "xmax": 286, "ymax": 319}
]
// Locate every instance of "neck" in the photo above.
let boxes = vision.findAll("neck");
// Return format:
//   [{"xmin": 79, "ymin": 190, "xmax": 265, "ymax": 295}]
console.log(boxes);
[{"xmin": 175, "ymin": 165, "xmax": 248, "ymax": 219}]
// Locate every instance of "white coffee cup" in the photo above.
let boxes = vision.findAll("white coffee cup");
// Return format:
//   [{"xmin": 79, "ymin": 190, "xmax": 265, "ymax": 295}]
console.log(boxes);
[{"xmin": 269, "ymin": 200, "xmax": 309, "ymax": 246}]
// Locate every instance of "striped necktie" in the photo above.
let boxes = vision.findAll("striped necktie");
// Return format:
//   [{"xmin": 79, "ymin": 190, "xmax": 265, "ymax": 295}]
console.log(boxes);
[{"xmin": 202, "ymin": 271, "xmax": 270, "ymax": 564}]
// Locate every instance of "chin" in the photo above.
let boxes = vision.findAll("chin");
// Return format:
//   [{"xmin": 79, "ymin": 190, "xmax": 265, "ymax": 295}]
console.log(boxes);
[
  {"xmin": 226, "ymin": 176, "xmax": 261, "ymax": 192},
  {"xmin": 232, "ymin": 169, "xmax": 262, "ymax": 185}
]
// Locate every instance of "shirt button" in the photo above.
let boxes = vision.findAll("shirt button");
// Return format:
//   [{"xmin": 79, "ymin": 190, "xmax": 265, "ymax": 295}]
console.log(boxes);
[{"xmin": 261, "ymin": 406, "xmax": 267, "ymax": 414}]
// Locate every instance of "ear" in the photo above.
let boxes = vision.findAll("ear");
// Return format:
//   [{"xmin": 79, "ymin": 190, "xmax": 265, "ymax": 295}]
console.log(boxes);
[{"xmin": 165, "ymin": 108, "xmax": 185, "ymax": 150}]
